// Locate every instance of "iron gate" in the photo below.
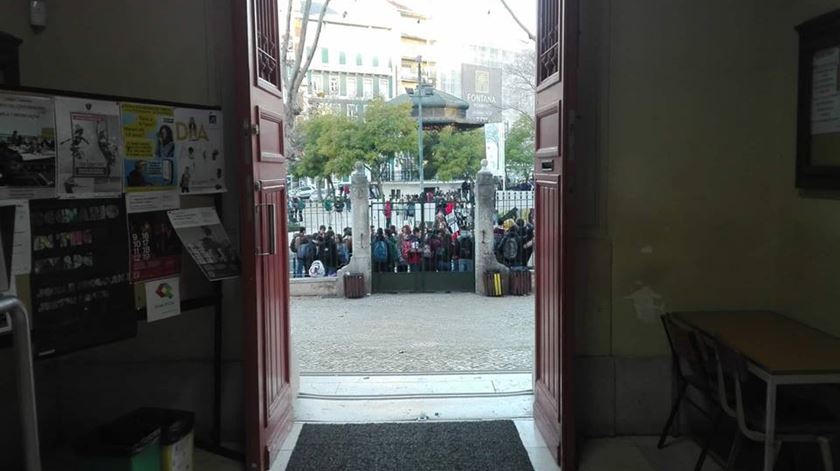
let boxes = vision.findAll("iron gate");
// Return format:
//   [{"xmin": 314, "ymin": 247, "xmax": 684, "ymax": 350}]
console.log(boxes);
[{"xmin": 369, "ymin": 196, "xmax": 475, "ymax": 293}]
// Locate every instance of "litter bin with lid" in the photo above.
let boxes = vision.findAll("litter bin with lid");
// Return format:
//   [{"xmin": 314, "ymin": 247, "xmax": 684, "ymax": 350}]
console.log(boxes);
[{"xmin": 76, "ymin": 412, "xmax": 162, "ymax": 471}]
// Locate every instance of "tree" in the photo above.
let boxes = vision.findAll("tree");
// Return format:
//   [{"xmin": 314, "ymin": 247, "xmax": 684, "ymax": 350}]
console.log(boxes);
[
  {"xmin": 342, "ymin": 98, "xmax": 417, "ymax": 199},
  {"xmin": 280, "ymin": 0, "xmax": 333, "ymax": 160},
  {"xmin": 505, "ymin": 115, "xmax": 535, "ymax": 180},
  {"xmin": 430, "ymin": 126, "xmax": 486, "ymax": 182},
  {"xmin": 293, "ymin": 111, "xmax": 356, "ymax": 196}
]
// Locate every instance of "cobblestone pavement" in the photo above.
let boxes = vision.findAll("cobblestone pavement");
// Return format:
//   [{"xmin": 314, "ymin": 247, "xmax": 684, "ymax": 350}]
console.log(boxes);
[{"xmin": 291, "ymin": 293, "xmax": 534, "ymax": 373}]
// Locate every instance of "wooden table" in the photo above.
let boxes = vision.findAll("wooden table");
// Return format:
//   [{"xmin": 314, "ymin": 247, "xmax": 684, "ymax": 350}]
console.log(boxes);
[{"xmin": 672, "ymin": 310, "xmax": 840, "ymax": 471}]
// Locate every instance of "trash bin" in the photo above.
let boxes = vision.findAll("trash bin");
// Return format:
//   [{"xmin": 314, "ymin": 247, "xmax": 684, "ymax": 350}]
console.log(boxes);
[
  {"xmin": 77, "ymin": 412, "xmax": 162, "ymax": 471},
  {"xmin": 135, "ymin": 408, "xmax": 195, "ymax": 471},
  {"xmin": 344, "ymin": 272, "xmax": 365, "ymax": 298},
  {"xmin": 509, "ymin": 267, "xmax": 532, "ymax": 296},
  {"xmin": 484, "ymin": 271, "xmax": 505, "ymax": 297}
]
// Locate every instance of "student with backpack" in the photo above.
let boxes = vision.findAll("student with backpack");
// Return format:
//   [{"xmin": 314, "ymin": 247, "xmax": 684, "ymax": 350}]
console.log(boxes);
[
  {"xmin": 455, "ymin": 231, "xmax": 474, "ymax": 272},
  {"xmin": 297, "ymin": 236, "xmax": 315, "ymax": 276},
  {"xmin": 498, "ymin": 225, "xmax": 523, "ymax": 268},
  {"xmin": 289, "ymin": 227, "xmax": 306, "ymax": 277},
  {"xmin": 372, "ymin": 229, "xmax": 391, "ymax": 273}
]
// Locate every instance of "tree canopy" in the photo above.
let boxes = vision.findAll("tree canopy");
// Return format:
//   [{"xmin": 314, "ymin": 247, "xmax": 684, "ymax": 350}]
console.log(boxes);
[
  {"xmin": 505, "ymin": 115, "xmax": 535, "ymax": 179},
  {"xmin": 429, "ymin": 126, "xmax": 486, "ymax": 182}
]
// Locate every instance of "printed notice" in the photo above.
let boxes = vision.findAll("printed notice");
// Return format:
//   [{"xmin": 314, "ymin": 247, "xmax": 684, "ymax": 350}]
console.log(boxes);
[
  {"xmin": 175, "ymin": 108, "xmax": 226, "ymax": 194},
  {"xmin": 812, "ymin": 47, "xmax": 840, "ymax": 135},
  {"xmin": 168, "ymin": 207, "xmax": 240, "ymax": 281},
  {"xmin": 121, "ymin": 103, "xmax": 178, "ymax": 192},
  {"xmin": 55, "ymin": 97, "xmax": 123, "ymax": 198},
  {"xmin": 0, "ymin": 200, "xmax": 32, "ymax": 275},
  {"xmin": 144, "ymin": 276, "xmax": 181, "ymax": 322},
  {"xmin": 126, "ymin": 191, "xmax": 180, "ymax": 214},
  {"xmin": 0, "ymin": 93, "xmax": 56, "ymax": 199}
]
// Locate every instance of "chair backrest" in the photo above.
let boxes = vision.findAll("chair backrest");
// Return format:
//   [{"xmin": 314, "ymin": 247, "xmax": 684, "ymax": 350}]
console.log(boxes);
[
  {"xmin": 710, "ymin": 337, "xmax": 763, "ymax": 440},
  {"xmin": 661, "ymin": 314, "xmax": 707, "ymax": 381}
]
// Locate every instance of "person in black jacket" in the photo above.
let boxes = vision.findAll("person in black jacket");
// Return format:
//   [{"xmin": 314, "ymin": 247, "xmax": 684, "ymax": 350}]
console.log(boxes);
[{"xmin": 319, "ymin": 230, "xmax": 339, "ymax": 276}]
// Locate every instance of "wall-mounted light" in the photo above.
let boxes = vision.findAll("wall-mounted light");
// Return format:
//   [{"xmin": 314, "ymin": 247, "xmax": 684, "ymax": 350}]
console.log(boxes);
[{"xmin": 29, "ymin": 1, "xmax": 47, "ymax": 32}]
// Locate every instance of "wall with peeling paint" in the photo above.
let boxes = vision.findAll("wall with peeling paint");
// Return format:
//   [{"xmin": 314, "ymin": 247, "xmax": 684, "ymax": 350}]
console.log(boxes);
[{"xmin": 576, "ymin": 0, "xmax": 840, "ymax": 359}]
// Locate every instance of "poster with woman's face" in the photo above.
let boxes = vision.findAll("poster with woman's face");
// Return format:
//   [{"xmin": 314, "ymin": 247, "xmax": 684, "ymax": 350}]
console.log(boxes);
[
  {"xmin": 55, "ymin": 97, "xmax": 123, "ymax": 198},
  {"xmin": 174, "ymin": 108, "xmax": 225, "ymax": 194},
  {"xmin": 120, "ymin": 103, "xmax": 178, "ymax": 192}
]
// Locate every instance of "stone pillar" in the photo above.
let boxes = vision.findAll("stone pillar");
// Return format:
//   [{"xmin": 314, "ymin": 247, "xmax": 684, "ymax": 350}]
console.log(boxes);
[
  {"xmin": 475, "ymin": 159, "xmax": 509, "ymax": 295},
  {"xmin": 336, "ymin": 162, "xmax": 372, "ymax": 296}
]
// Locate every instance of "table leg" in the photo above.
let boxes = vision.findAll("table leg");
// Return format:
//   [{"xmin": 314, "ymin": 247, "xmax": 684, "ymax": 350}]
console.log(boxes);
[{"xmin": 764, "ymin": 379, "xmax": 777, "ymax": 471}]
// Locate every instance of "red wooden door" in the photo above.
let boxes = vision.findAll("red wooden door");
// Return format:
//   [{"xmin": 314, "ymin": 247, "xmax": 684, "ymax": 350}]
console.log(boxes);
[
  {"xmin": 232, "ymin": 1, "xmax": 293, "ymax": 469},
  {"xmin": 533, "ymin": 0, "xmax": 578, "ymax": 469}
]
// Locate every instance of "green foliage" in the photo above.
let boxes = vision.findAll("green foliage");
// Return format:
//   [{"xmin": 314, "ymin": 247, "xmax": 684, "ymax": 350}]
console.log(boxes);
[
  {"xmin": 505, "ymin": 115, "xmax": 535, "ymax": 179},
  {"xmin": 292, "ymin": 98, "xmax": 416, "ymax": 197},
  {"xmin": 430, "ymin": 126, "xmax": 486, "ymax": 181}
]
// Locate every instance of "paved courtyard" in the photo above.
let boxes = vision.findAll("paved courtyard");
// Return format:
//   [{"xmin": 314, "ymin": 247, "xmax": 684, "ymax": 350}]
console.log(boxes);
[{"xmin": 291, "ymin": 293, "xmax": 534, "ymax": 373}]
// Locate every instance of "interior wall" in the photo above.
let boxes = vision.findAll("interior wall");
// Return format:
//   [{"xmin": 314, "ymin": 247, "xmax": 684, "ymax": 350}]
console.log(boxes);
[
  {"xmin": 775, "ymin": 0, "xmax": 840, "ymax": 337},
  {"xmin": 0, "ymin": 1, "xmax": 242, "ymax": 467},
  {"xmin": 575, "ymin": 0, "xmax": 840, "ymax": 436}
]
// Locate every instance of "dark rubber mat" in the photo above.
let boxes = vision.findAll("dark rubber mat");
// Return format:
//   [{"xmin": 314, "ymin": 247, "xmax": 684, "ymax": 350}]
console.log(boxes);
[{"xmin": 286, "ymin": 420, "xmax": 536, "ymax": 471}]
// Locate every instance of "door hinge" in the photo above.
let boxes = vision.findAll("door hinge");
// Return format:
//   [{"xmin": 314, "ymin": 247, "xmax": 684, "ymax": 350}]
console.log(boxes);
[{"xmin": 242, "ymin": 120, "xmax": 259, "ymax": 137}]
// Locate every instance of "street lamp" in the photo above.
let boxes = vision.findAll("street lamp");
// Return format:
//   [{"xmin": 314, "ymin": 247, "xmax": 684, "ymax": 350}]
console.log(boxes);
[{"xmin": 416, "ymin": 55, "xmax": 425, "ymax": 195}]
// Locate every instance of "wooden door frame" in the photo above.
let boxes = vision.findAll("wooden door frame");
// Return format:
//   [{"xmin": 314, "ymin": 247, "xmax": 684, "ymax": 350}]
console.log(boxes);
[
  {"xmin": 533, "ymin": 0, "xmax": 579, "ymax": 469},
  {"xmin": 232, "ymin": 0, "xmax": 294, "ymax": 469}
]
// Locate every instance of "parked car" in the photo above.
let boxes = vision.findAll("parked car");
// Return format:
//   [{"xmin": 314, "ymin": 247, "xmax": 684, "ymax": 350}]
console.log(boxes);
[{"xmin": 290, "ymin": 185, "xmax": 315, "ymax": 199}]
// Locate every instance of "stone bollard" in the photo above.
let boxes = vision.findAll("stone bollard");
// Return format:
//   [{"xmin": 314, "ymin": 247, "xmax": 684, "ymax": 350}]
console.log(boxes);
[
  {"xmin": 475, "ymin": 159, "xmax": 509, "ymax": 295},
  {"xmin": 336, "ymin": 161, "xmax": 372, "ymax": 296}
]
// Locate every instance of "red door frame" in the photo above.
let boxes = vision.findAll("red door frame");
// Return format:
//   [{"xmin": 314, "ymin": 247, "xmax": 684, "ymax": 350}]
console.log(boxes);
[
  {"xmin": 533, "ymin": 0, "xmax": 579, "ymax": 469},
  {"xmin": 232, "ymin": 0, "xmax": 294, "ymax": 469}
]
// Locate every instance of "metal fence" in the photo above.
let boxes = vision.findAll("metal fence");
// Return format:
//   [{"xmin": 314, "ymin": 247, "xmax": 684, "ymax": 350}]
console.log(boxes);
[{"xmin": 286, "ymin": 191, "xmax": 535, "ymax": 278}]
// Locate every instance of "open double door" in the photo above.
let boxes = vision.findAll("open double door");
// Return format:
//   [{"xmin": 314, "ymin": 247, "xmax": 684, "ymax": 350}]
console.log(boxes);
[{"xmin": 231, "ymin": 0, "xmax": 579, "ymax": 469}]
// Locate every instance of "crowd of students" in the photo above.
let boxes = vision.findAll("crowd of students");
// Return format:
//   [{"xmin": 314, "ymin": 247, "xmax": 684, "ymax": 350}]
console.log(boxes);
[{"xmin": 289, "ymin": 225, "xmax": 352, "ymax": 278}]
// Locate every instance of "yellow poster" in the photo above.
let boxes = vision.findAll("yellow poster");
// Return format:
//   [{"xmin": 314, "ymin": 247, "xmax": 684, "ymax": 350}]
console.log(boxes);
[{"xmin": 121, "ymin": 103, "xmax": 178, "ymax": 192}]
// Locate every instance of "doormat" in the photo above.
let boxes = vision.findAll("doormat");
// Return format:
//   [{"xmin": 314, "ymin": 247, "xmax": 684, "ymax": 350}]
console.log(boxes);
[{"xmin": 286, "ymin": 420, "xmax": 535, "ymax": 471}]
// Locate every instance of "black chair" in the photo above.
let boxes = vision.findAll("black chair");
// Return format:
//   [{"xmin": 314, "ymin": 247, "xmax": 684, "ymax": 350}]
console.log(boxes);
[
  {"xmin": 659, "ymin": 314, "xmax": 722, "ymax": 471},
  {"xmin": 712, "ymin": 338, "xmax": 839, "ymax": 471}
]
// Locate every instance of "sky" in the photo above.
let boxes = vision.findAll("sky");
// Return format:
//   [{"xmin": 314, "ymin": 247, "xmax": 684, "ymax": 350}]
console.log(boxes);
[{"xmin": 424, "ymin": 0, "xmax": 536, "ymax": 48}]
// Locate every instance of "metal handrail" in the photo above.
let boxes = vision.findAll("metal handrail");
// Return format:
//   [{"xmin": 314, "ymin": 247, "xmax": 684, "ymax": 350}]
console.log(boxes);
[{"xmin": 0, "ymin": 296, "xmax": 41, "ymax": 471}]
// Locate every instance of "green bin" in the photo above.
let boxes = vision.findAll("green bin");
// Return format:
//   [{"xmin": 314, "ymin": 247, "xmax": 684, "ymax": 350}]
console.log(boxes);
[
  {"xmin": 135, "ymin": 407, "xmax": 195, "ymax": 471},
  {"xmin": 77, "ymin": 410, "xmax": 162, "ymax": 471}
]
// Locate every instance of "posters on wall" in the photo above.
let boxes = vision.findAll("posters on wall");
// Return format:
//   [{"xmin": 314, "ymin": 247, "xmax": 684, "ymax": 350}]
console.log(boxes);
[
  {"xmin": 128, "ymin": 209, "xmax": 182, "ymax": 284},
  {"xmin": 144, "ymin": 276, "xmax": 181, "ymax": 322},
  {"xmin": 175, "ymin": 108, "xmax": 225, "ymax": 194},
  {"xmin": 167, "ymin": 207, "xmax": 240, "ymax": 281},
  {"xmin": 0, "ymin": 94, "xmax": 56, "ymax": 200},
  {"xmin": 29, "ymin": 198, "xmax": 135, "ymax": 357},
  {"xmin": 54, "ymin": 97, "xmax": 123, "ymax": 197},
  {"xmin": 121, "ymin": 103, "xmax": 177, "ymax": 192}
]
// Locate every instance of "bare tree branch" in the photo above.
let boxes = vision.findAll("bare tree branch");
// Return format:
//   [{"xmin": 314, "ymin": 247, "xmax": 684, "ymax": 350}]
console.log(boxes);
[
  {"xmin": 280, "ymin": 0, "xmax": 294, "ymax": 101},
  {"xmin": 291, "ymin": 0, "xmax": 315, "ymax": 91},
  {"xmin": 294, "ymin": 0, "xmax": 331, "ymax": 93},
  {"xmin": 500, "ymin": 0, "xmax": 535, "ymax": 42}
]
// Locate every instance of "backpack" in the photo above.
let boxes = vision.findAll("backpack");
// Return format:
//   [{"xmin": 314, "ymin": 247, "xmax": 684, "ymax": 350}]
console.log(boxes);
[
  {"xmin": 308, "ymin": 260, "xmax": 325, "ymax": 277},
  {"xmin": 503, "ymin": 236, "xmax": 519, "ymax": 261},
  {"xmin": 298, "ymin": 242, "xmax": 313, "ymax": 260},
  {"xmin": 289, "ymin": 236, "xmax": 299, "ymax": 253},
  {"xmin": 373, "ymin": 240, "xmax": 388, "ymax": 263},
  {"xmin": 459, "ymin": 236, "xmax": 473, "ymax": 259}
]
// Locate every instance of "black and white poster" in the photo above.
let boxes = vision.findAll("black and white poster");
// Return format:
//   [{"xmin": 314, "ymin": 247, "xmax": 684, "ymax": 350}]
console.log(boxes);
[
  {"xmin": 0, "ymin": 93, "xmax": 56, "ymax": 200},
  {"xmin": 29, "ymin": 198, "xmax": 135, "ymax": 357},
  {"xmin": 55, "ymin": 97, "xmax": 123, "ymax": 197},
  {"xmin": 167, "ymin": 207, "xmax": 239, "ymax": 281},
  {"xmin": 175, "ymin": 108, "xmax": 225, "ymax": 194}
]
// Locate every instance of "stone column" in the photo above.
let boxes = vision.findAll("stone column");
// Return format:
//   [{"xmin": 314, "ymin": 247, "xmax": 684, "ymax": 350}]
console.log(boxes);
[
  {"xmin": 475, "ymin": 159, "xmax": 509, "ymax": 295},
  {"xmin": 336, "ymin": 162, "xmax": 372, "ymax": 296}
]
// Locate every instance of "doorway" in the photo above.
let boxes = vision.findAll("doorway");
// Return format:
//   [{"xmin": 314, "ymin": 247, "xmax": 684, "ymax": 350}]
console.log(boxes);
[{"xmin": 232, "ymin": 0, "xmax": 578, "ymax": 469}]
